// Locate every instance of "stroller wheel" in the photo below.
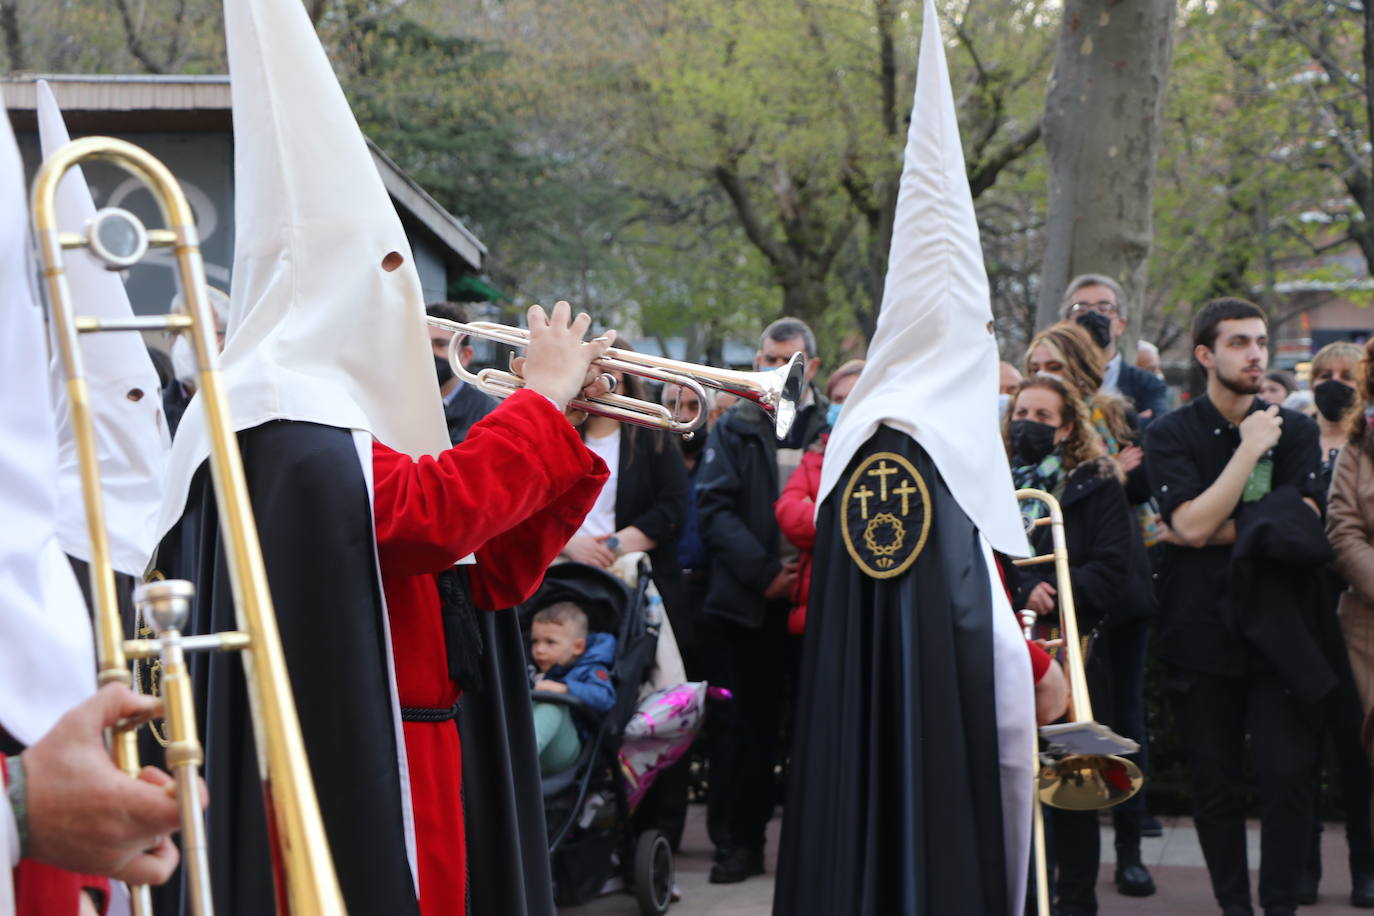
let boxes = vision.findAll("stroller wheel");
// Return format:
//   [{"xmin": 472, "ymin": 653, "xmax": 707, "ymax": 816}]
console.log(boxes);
[{"xmin": 633, "ymin": 829, "xmax": 674, "ymax": 915}]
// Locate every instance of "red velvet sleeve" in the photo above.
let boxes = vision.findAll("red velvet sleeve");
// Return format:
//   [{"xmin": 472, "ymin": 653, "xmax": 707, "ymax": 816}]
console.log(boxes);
[
  {"xmin": 1027, "ymin": 639, "xmax": 1052, "ymax": 683},
  {"xmin": 372, "ymin": 387, "xmax": 609, "ymax": 594},
  {"xmin": 775, "ymin": 451, "xmax": 823, "ymax": 552}
]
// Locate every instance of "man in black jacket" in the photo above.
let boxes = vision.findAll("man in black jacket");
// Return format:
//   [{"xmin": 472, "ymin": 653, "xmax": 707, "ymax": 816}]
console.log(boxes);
[
  {"xmin": 1060, "ymin": 274, "xmax": 1170, "ymax": 425},
  {"xmin": 696, "ymin": 317, "xmax": 828, "ymax": 884},
  {"xmin": 1145, "ymin": 298, "xmax": 1324, "ymax": 916},
  {"xmin": 427, "ymin": 302, "xmax": 498, "ymax": 444}
]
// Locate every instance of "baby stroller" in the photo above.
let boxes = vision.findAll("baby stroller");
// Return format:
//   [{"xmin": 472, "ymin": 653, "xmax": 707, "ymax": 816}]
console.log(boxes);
[{"xmin": 519, "ymin": 559, "xmax": 694, "ymax": 916}]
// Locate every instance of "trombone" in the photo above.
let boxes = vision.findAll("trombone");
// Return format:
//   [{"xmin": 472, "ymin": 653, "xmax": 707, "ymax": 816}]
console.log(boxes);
[
  {"xmin": 32, "ymin": 137, "xmax": 344, "ymax": 915},
  {"xmin": 427, "ymin": 317, "xmax": 807, "ymax": 440},
  {"xmin": 1013, "ymin": 489, "xmax": 1143, "ymax": 811}
]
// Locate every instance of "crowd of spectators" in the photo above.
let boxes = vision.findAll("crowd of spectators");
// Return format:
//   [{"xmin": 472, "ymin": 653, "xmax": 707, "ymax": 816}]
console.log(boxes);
[{"xmin": 427, "ymin": 284, "xmax": 1374, "ymax": 916}]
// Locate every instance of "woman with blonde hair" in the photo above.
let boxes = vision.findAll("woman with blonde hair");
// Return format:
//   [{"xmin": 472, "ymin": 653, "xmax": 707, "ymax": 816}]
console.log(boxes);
[
  {"xmin": 1001, "ymin": 374, "xmax": 1150, "ymax": 912},
  {"xmin": 1024, "ymin": 323, "xmax": 1162, "ymax": 892}
]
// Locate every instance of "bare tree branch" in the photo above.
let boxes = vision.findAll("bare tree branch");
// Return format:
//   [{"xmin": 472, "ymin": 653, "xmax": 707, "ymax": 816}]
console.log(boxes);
[
  {"xmin": 968, "ymin": 117, "xmax": 1041, "ymax": 198},
  {"xmin": 110, "ymin": 0, "xmax": 168, "ymax": 73}
]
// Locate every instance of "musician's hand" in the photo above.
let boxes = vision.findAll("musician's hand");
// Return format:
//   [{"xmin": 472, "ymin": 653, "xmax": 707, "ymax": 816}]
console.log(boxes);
[
  {"xmin": 1026, "ymin": 581, "xmax": 1057, "ymax": 615},
  {"xmin": 515, "ymin": 301, "xmax": 616, "ymax": 411},
  {"xmin": 23, "ymin": 685, "xmax": 195, "ymax": 885}
]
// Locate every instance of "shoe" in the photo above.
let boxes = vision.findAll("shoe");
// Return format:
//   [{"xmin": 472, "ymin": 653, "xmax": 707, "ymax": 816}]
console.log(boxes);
[
  {"xmin": 1115, "ymin": 862, "xmax": 1155, "ymax": 897},
  {"xmin": 1353, "ymin": 871, "xmax": 1374, "ymax": 907},
  {"xmin": 1220, "ymin": 907, "xmax": 1252, "ymax": 916},
  {"xmin": 708, "ymin": 846, "xmax": 764, "ymax": 884},
  {"xmin": 1139, "ymin": 812, "xmax": 1163, "ymax": 837}
]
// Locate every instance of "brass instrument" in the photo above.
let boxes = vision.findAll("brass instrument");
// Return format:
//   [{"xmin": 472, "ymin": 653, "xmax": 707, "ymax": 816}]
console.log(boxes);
[
  {"xmin": 427, "ymin": 317, "xmax": 807, "ymax": 440},
  {"xmin": 1020, "ymin": 606, "xmax": 1051, "ymax": 916},
  {"xmin": 1013, "ymin": 488, "xmax": 1143, "ymax": 811},
  {"xmin": 32, "ymin": 137, "xmax": 344, "ymax": 915}
]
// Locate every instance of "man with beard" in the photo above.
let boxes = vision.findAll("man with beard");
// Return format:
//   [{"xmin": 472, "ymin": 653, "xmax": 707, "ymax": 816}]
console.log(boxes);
[{"xmin": 1145, "ymin": 297, "xmax": 1325, "ymax": 916}]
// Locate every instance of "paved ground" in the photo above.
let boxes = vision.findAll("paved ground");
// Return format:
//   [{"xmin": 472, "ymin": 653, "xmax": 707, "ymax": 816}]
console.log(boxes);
[{"xmin": 562, "ymin": 806, "xmax": 1369, "ymax": 915}]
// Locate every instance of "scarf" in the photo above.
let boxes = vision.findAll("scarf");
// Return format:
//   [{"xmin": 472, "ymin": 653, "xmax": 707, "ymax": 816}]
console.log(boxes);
[{"xmin": 1011, "ymin": 451, "xmax": 1066, "ymax": 528}]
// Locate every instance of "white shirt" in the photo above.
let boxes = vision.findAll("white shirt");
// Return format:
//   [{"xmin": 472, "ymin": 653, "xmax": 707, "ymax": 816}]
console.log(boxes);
[
  {"xmin": 578, "ymin": 428, "xmax": 621, "ymax": 538},
  {"xmin": 1103, "ymin": 352, "xmax": 1123, "ymax": 396}
]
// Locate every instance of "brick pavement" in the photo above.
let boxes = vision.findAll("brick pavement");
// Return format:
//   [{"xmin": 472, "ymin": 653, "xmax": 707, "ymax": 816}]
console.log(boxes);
[{"xmin": 562, "ymin": 807, "xmax": 1370, "ymax": 915}]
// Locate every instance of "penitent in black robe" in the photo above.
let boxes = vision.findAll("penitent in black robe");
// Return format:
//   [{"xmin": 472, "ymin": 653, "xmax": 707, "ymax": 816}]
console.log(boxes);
[
  {"xmin": 146, "ymin": 420, "xmax": 418, "ymax": 915},
  {"xmin": 773, "ymin": 426, "xmax": 1013, "ymax": 916},
  {"xmin": 458, "ymin": 609, "xmax": 557, "ymax": 916}
]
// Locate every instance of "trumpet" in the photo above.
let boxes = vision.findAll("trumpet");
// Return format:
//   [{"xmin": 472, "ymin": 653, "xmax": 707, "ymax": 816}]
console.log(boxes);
[
  {"xmin": 427, "ymin": 317, "xmax": 806, "ymax": 440},
  {"xmin": 1013, "ymin": 488, "xmax": 1143, "ymax": 811},
  {"xmin": 32, "ymin": 137, "xmax": 344, "ymax": 915}
]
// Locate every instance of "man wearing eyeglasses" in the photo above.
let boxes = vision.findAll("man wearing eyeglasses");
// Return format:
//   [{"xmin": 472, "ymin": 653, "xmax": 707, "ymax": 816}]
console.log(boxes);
[{"xmin": 1059, "ymin": 273, "xmax": 1170, "ymax": 426}]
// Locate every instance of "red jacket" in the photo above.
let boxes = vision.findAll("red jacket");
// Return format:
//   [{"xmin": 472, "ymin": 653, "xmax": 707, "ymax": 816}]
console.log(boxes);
[{"xmin": 775, "ymin": 448, "xmax": 825, "ymax": 634}]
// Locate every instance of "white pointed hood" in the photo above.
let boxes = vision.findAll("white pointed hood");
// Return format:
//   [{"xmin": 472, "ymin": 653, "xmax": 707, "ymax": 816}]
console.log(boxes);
[
  {"xmin": 37, "ymin": 80, "xmax": 169, "ymax": 578},
  {"xmin": 157, "ymin": 0, "xmax": 450, "ymax": 539},
  {"xmin": 0, "ymin": 105, "xmax": 97, "ymax": 745},
  {"xmin": 817, "ymin": 0, "xmax": 1029, "ymax": 558}
]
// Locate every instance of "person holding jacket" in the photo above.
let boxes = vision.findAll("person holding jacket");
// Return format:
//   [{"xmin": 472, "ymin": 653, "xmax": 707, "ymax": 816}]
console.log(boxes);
[
  {"xmin": 696, "ymin": 317, "xmax": 828, "ymax": 884},
  {"xmin": 1003, "ymin": 374, "xmax": 1141, "ymax": 916},
  {"xmin": 774, "ymin": 359, "xmax": 863, "ymax": 634}
]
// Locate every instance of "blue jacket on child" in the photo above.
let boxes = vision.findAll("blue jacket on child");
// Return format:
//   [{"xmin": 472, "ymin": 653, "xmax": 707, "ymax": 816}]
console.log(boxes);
[{"xmin": 544, "ymin": 631, "xmax": 617, "ymax": 716}]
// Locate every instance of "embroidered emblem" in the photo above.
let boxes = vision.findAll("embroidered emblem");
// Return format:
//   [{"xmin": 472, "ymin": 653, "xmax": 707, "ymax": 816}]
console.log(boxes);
[
  {"xmin": 595, "ymin": 669, "xmax": 610, "ymax": 681},
  {"xmin": 841, "ymin": 452, "xmax": 931, "ymax": 580}
]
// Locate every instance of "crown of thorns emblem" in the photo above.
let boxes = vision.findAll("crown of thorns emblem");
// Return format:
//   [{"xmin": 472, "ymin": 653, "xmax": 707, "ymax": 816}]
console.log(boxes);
[{"xmin": 863, "ymin": 512, "xmax": 906, "ymax": 568}]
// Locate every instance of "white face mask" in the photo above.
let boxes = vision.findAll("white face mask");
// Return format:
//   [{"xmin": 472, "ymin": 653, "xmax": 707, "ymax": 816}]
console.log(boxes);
[{"xmin": 169, "ymin": 334, "xmax": 198, "ymax": 385}]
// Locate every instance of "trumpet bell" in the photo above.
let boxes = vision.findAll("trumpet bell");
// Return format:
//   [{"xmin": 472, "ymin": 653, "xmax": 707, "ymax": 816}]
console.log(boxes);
[{"xmin": 1037, "ymin": 754, "xmax": 1144, "ymax": 810}]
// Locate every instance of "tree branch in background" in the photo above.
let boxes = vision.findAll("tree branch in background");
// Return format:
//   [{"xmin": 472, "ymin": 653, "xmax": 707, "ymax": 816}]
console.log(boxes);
[
  {"xmin": 0, "ymin": 0, "xmax": 26, "ymax": 72},
  {"xmin": 110, "ymin": 0, "xmax": 168, "ymax": 73}
]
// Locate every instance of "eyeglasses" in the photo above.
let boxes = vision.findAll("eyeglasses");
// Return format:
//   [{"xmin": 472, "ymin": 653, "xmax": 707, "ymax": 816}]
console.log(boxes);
[{"xmin": 1069, "ymin": 300, "xmax": 1119, "ymax": 317}]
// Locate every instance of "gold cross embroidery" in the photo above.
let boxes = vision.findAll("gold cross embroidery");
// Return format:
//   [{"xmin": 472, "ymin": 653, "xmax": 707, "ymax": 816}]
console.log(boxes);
[
  {"xmin": 867, "ymin": 460, "xmax": 899, "ymax": 499},
  {"xmin": 893, "ymin": 478, "xmax": 918, "ymax": 516},
  {"xmin": 853, "ymin": 484, "xmax": 877, "ymax": 520}
]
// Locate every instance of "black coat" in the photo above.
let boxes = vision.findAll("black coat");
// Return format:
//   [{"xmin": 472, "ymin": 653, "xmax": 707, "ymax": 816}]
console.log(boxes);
[
  {"xmin": 611, "ymin": 427, "xmax": 692, "ymax": 647},
  {"xmin": 696, "ymin": 393, "xmax": 828, "ymax": 628},
  {"xmin": 444, "ymin": 382, "xmax": 498, "ymax": 444},
  {"xmin": 1117, "ymin": 362, "xmax": 1169, "ymax": 427},
  {"xmin": 1231, "ymin": 485, "xmax": 1337, "ymax": 704},
  {"xmin": 1009, "ymin": 457, "xmax": 1152, "ymax": 634}
]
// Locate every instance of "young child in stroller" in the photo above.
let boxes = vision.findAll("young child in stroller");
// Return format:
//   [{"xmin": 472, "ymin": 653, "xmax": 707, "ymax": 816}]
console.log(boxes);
[{"xmin": 530, "ymin": 601, "xmax": 617, "ymax": 774}]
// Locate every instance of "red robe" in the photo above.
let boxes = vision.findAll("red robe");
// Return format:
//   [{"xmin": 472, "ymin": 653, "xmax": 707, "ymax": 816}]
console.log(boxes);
[{"xmin": 371, "ymin": 389, "xmax": 608, "ymax": 914}]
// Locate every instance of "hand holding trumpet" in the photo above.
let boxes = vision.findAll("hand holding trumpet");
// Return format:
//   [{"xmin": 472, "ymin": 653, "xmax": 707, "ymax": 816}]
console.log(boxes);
[{"xmin": 510, "ymin": 302, "xmax": 617, "ymax": 419}]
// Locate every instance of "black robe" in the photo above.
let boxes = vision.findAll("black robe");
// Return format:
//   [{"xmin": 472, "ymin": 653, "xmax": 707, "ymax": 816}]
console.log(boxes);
[
  {"xmin": 773, "ymin": 427, "xmax": 1010, "ymax": 915},
  {"xmin": 147, "ymin": 420, "xmax": 418, "ymax": 914},
  {"xmin": 458, "ymin": 608, "xmax": 557, "ymax": 916}
]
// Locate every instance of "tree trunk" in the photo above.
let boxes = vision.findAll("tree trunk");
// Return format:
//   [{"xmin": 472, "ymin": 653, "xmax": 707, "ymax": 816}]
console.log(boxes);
[{"xmin": 1036, "ymin": 0, "xmax": 1176, "ymax": 341}]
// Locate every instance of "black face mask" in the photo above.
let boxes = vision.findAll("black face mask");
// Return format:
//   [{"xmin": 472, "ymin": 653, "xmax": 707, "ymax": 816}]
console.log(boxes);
[
  {"xmin": 1074, "ymin": 310, "xmax": 1113, "ymax": 350},
  {"xmin": 1010, "ymin": 419, "xmax": 1059, "ymax": 466},
  {"xmin": 681, "ymin": 432, "xmax": 707, "ymax": 458},
  {"xmin": 1314, "ymin": 379, "xmax": 1356, "ymax": 422},
  {"xmin": 434, "ymin": 354, "xmax": 454, "ymax": 386}
]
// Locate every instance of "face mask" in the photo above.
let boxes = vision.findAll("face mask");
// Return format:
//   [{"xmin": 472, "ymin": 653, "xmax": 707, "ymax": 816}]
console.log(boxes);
[
  {"xmin": 681, "ymin": 432, "xmax": 707, "ymax": 458},
  {"xmin": 1010, "ymin": 419, "xmax": 1059, "ymax": 466},
  {"xmin": 1073, "ymin": 310, "xmax": 1112, "ymax": 350},
  {"xmin": 170, "ymin": 334, "xmax": 198, "ymax": 385},
  {"xmin": 1314, "ymin": 379, "xmax": 1355, "ymax": 422},
  {"xmin": 433, "ymin": 354, "xmax": 454, "ymax": 386},
  {"xmin": 826, "ymin": 402, "xmax": 843, "ymax": 427}
]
